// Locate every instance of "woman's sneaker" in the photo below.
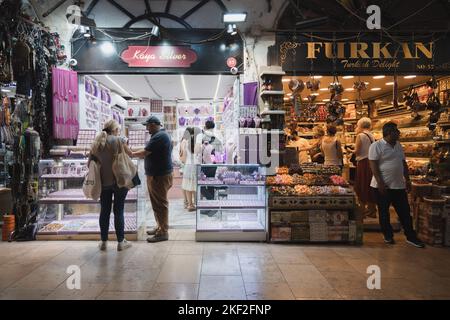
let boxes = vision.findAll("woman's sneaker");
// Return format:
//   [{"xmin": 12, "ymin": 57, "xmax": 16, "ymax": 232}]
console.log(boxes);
[
  {"xmin": 99, "ymin": 241, "xmax": 107, "ymax": 251},
  {"xmin": 117, "ymin": 239, "xmax": 132, "ymax": 251}
]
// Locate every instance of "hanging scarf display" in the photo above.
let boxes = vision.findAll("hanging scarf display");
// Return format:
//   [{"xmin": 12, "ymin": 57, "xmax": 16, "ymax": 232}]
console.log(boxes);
[{"xmin": 52, "ymin": 67, "xmax": 79, "ymax": 140}]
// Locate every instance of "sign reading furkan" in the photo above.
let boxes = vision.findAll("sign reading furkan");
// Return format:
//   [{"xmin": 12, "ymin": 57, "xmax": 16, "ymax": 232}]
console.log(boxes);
[
  {"xmin": 269, "ymin": 33, "xmax": 450, "ymax": 75},
  {"xmin": 121, "ymin": 46, "xmax": 198, "ymax": 68}
]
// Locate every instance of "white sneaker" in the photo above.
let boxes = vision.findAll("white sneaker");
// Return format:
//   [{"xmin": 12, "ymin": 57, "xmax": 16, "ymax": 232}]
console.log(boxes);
[
  {"xmin": 99, "ymin": 241, "xmax": 107, "ymax": 251},
  {"xmin": 117, "ymin": 239, "xmax": 132, "ymax": 251}
]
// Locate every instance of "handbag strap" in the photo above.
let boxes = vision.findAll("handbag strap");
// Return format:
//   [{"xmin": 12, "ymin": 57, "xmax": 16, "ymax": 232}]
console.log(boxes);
[{"xmin": 362, "ymin": 132, "xmax": 374, "ymax": 144}]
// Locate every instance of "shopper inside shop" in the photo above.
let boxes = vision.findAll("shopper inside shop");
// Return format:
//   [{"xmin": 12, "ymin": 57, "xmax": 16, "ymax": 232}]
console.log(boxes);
[
  {"xmin": 180, "ymin": 127, "xmax": 200, "ymax": 212},
  {"xmin": 354, "ymin": 117, "xmax": 377, "ymax": 219},
  {"xmin": 321, "ymin": 125, "xmax": 344, "ymax": 169},
  {"xmin": 309, "ymin": 125, "xmax": 325, "ymax": 163},
  {"xmin": 287, "ymin": 131, "xmax": 311, "ymax": 164},
  {"xmin": 196, "ymin": 120, "xmax": 223, "ymax": 216},
  {"xmin": 133, "ymin": 116, "xmax": 173, "ymax": 243},
  {"xmin": 369, "ymin": 122, "xmax": 425, "ymax": 248},
  {"xmin": 89, "ymin": 120, "xmax": 133, "ymax": 251}
]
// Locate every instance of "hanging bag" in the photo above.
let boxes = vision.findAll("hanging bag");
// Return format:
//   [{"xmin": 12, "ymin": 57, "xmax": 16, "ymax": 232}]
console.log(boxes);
[
  {"xmin": 112, "ymin": 139, "xmax": 138, "ymax": 189},
  {"xmin": 83, "ymin": 156, "xmax": 102, "ymax": 200}
]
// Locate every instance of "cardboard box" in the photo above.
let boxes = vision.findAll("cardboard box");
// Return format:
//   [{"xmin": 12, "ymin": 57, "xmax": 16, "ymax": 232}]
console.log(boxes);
[
  {"xmin": 271, "ymin": 226, "xmax": 291, "ymax": 241},
  {"xmin": 308, "ymin": 210, "xmax": 327, "ymax": 223},
  {"xmin": 291, "ymin": 211, "xmax": 309, "ymax": 223},
  {"xmin": 291, "ymin": 223, "xmax": 310, "ymax": 241},
  {"xmin": 271, "ymin": 211, "xmax": 292, "ymax": 224},
  {"xmin": 326, "ymin": 211, "xmax": 349, "ymax": 226}
]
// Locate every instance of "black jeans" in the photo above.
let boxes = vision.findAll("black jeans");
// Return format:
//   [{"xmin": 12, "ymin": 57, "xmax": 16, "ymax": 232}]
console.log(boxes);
[
  {"xmin": 372, "ymin": 188, "xmax": 417, "ymax": 240},
  {"xmin": 100, "ymin": 185, "xmax": 128, "ymax": 242},
  {"xmin": 201, "ymin": 167, "xmax": 217, "ymax": 200}
]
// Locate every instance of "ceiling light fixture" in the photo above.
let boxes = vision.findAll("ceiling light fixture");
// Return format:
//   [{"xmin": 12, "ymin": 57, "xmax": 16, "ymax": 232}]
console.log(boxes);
[
  {"xmin": 231, "ymin": 24, "xmax": 238, "ymax": 36},
  {"xmin": 150, "ymin": 25, "xmax": 160, "ymax": 37},
  {"xmin": 404, "ymin": 75, "xmax": 416, "ymax": 79},
  {"xmin": 345, "ymin": 88, "xmax": 354, "ymax": 91},
  {"xmin": 311, "ymin": 93, "xmax": 319, "ymax": 96},
  {"xmin": 287, "ymin": 93, "xmax": 292, "ymax": 96},
  {"xmin": 180, "ymin": 75, "xmax": 190, "ymax": 101},
  {"xmin": 104, "ymin": 75, "xmax": 132, "ymax": 97},
  {"xmin": 341, "ymin": 98, "xmax": 349, "ymax": 101},
  {"xmin": 370, "ymin": 87, "xmax": 381, "ymax": 91},
  {"xmin": 1, "ymin": 89, "xmax": 11, "ymax": 93},
  {"xmin": 373, "ymin": 75, "xmax": 385, "ymax": 79},
  {"xmin": 320, "ymin": 88, "xmax": 328, "ymax": 91},
  {"xmin": 223, "ymin": 12, "xmax": 247, "ymax": 23},
  {"xmin": 342, "ymin": 76, "xmax": 354, "ymax": 79},
  {"xmin": 282, "ymin": 78, "xmax": 291, "ymax": 83},
  {"xmin": 322, "ymin": 99, "xmax": 330, "ymax": 102},
  {"xmin": 386, "ymin": 82, "xmax": 394, "ymax": 85},
  {"xmin": 312, "ymin": 76, "xmax": 322, "ymax": 79},
  {"xmin": 213, "ymin": 74, "xmax": 222, "ymax": 101}
]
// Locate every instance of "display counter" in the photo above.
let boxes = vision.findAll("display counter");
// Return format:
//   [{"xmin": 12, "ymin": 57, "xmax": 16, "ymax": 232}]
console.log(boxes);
[
  {"xmin": 266, "ymin": 164, "xmax": 363, "ymax": 244},
  {"xmin": 196, "ymin": 164, "xmax": 267, "ymax": 241}
]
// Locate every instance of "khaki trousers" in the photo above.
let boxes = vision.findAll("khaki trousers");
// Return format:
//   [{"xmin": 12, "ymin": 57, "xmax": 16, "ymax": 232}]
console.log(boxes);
[{"xmin": 147, "ymin": 174, "xmax": 173, "ymax": 234}]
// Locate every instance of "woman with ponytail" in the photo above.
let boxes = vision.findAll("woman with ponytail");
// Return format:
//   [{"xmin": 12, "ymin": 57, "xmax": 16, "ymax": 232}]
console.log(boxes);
[{"xmin": 89, "ymin": 120, "xmax": 134, "ymax": 251}]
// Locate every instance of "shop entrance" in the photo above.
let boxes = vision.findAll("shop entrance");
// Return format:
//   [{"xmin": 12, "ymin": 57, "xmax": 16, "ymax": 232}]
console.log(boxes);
[{"xmin": 83, "ymin": 74, "xmax": 239, "ymax": 231}]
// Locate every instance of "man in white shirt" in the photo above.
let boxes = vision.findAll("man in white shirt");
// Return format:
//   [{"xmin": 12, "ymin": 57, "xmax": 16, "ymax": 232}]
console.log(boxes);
[
  {"xmin": 288, "ymin": 132, "xmax": 311, "ymax": 164},
  {"xmin": 369, "ymin": 122, "xmax": 424, "ymax": 248}
]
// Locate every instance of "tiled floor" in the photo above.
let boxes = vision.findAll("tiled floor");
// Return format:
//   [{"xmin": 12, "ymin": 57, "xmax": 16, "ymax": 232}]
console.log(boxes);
[{"xmin": 0, "ymin": 232, "xmax": 449, "ymax": 300}]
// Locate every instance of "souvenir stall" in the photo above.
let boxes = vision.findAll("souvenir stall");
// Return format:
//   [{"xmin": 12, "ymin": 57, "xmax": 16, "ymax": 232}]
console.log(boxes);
[{"xmin": 0, "ymin": 0, "xmax": 64, "ymax": 241}]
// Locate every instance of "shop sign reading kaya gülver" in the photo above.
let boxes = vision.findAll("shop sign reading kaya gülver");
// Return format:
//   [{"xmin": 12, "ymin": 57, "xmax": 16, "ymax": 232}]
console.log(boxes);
[{"xmin": 269, "ymin": 33, "xmax": 450, "ymax": 75}]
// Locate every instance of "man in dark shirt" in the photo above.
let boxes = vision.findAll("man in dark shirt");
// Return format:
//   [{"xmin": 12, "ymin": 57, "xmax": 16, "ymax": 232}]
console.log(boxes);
[{"xmin": 133, "ymin": 116, "xmax": 173, "ymax": 242}]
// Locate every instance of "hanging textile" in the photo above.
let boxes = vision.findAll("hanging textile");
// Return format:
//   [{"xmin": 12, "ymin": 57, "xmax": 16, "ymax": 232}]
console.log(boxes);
[
  {"xmin": 243, "ymin": 82, "xmax": 258, "ymax": 106},
  {"xmin": 52, "ymin": 67, "xmax": 79, "ymax": 140}
]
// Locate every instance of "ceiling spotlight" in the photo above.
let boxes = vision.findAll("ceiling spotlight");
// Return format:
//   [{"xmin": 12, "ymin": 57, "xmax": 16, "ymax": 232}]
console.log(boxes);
[
  {"xmin": 319, "ymin": 88, "xmax": 328, "ymax": 91},
  {"xmin": 341, "ymin": 98, "xmax": 349, "ymax": 101},
  {"xmin": 373, "ymin": 75, "xmax": 385, "ymax": 79},
  {"xmin": 342, "ymin": 76, "xmax": 354, "ymax": 79},
  {"xmin": 223, "ymin": 12, "xmax": 247, "ymax": 23},
  {"xmin": 231, "ymin": 25, "xmax": 238, "ymax": 36},
  {"xmin": 404, "ymin": 75, "xmax": 416, "ymax": 79},
  {"xmin": 312, "ymin": 76, "xmax": 322, "ymax": 79},
  {"xmin": 345, "ymin": 88, "xmax": 354, "ymax": 91},
  {"xmin": 370, "ymin": 87, "xmax": 381, "ymax": 91},
  {"xmin": 83, "ymin": 27, "xmax": 91, "ymax": 38},
  {"xmin": 386, "ymin": 82, "xmax": 394, "ymax": 85},
  {"xmin": 311, "ymin": 93, "xmax": 319, "ymax": 96},
  {"xmin": 150, "ymin": 25, "xmax": 160, "ymax": 37}
]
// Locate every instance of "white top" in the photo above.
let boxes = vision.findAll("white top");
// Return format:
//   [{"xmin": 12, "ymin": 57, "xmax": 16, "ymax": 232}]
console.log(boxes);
[
  {"xmin": 368, "ymin": 139, "xmax": 406, "ymax": 189},
  {"xmin": 321, "ymin": 137, "xmax": 342, "ymax": 166},
  {"xmin": 288, "ymin": 138, "xmax": 311, "ymax": 164},
  {"xmin": 355, "ymin": 131, "xmax": 375, "ymax": 161},
  {"xmin": 181, "ymin": 139, "xmax": 198, "ymax": 165}
]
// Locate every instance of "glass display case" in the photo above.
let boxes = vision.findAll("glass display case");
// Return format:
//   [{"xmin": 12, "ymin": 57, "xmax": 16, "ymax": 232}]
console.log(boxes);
[
  {"xmin": 36, "ymin": 158, "xmax": 144, "ymax": 240},
  {"xmin": 196, "ymin": 164, "xmax": 267, "ymax": 241}
]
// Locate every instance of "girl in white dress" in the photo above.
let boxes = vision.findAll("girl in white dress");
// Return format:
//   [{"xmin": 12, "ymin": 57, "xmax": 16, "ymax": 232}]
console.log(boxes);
[{"xmin": 180, "ymin": 127, "xmax": 199, "ymax": 211}]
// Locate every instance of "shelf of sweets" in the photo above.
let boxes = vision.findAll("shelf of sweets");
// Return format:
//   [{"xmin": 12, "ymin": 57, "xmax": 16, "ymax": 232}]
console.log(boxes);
[
  {"xmin": 268, "ymin": 185, "xmax": 353, "ymax": 197},
  {"xmin": 276, "ymin": 164, "xmax": 341, "ymax": 176},
  {"xmin": 266, "ymin": 173, "xmax": 348, "ymax": 187}
]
